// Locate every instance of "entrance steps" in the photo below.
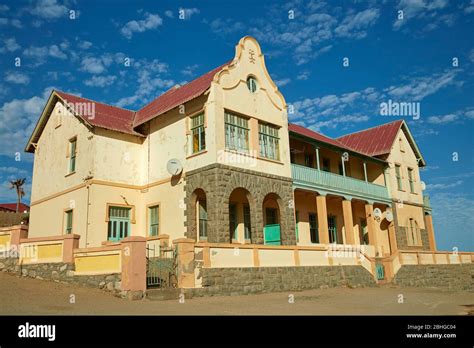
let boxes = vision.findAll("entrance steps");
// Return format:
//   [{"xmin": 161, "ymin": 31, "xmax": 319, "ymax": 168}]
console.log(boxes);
[{"xmin": 145, "ymin": 288, "xmax": 187, "ymax": 301}]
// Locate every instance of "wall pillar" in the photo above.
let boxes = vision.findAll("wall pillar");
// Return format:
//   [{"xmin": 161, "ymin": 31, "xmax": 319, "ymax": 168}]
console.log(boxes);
[
  {"xmin": 174, "ymin": 238, "xmax": 196, "ymax": 288},
  {"xmin": 62, "ymin": 234, "xmax": 80, "ymax": 263},
  {"xmin": 342, "ymin": 199, "xmax": 355, "ymax": 244},
  {"xmin": 424, "ymin": 214, "xmax": 437, "ymax": 251},
  {"xmin": 364, "ymin": 204, "xmax": 379, "ymax": 255},
  {"xmin": 121, "ymin": 236, "xmax": 147, "ymax": 293},
  {"xmin": 388, "ymin": 223, "xmax": 398, "ymax": 254},
  {"xmin": 9, "ymin": 225, "xmax": 29, "ymax": 251},
  {"xmin": 316, "ymin": 195, "xmax": 329, "ymax": 244}
]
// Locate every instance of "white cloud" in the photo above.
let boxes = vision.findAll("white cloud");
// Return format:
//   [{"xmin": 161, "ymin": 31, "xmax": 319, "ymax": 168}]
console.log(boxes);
[
  {"xmin": 309, "ymin": 115, "xmax": 370, "ymax": 132},
  {"xmin": 0, "ymin": 37, "xmax": 20, "ymax": 53},
  {"xmin": 29, "ymin": 0, "xmax": 68, "ymax": 19},
  {"xmin": 84, "ymin": 75, "xmax": 117, "ymax": 87},
  {"xmin": 23, "ymin": 44, "xmax": 68, "ymax": 65},
  {"xmin": 120, "ymin": 13, "xmax": 163, "ymax": 39},
  {"xmin": 426, "ymin": 180, "xmax": 463, "ymax": 190},
  {"xmin": 5, "ymin": 71, "xmax": 30, "ymax": 85},
  {"xmin": 78, "ymin": 40, "xmax": 92, "ymax": 50},
  {"xmin": 384, "ymin": 70, "xmax": 459, "ymax": 101},
  {"xmin": 0, "ymin": 5, "xmax": 9, "ymax": 12},
  {"xmin": 465, "ymin": 0, "xmax": 474, "ymax": 13},
  {"xmin": 179, "ymin": 8, "xmax": 200, "ymax": 20},
  {"xmin": 296, "ymin": 71, "xmax": 310, "ymax": 80},
  {"xmin": 0, "ymin": 17, "xmax": 22, "ymax": 28},
  {"xmin": 80, "ymin": 57, "xmax": 107, "ymax": 74},
  {"xmin": 393, "ymin": 0, "xmax": 449, "ymax": 30},
  {"xmin": 427, "ymin": 114, "xmax": 458, "ymax": 124},
  {"xmin": 165, "ymin": 10, "xmax": 174, "ymax": 18},
  {"xmin": 181, "ymin": 64, "xmax": 199, "ymax": 76},
  {"xmin": 427, "ymin": 107, "xmax": 474, "ymax": 125},
  {"xmin": 334, "ymin": 9, "xmax": 380, "ymax": 39},
  {"xmin": 275, "ymin": 78, "xmax": 291, "ymax": 87},
  {"xmin": 209, "ymin": 18, "xmax": 245, "ymax": 35},
  {"xmin": 0, "ymin": 88, "xmax": 53, "ymax": 159}
]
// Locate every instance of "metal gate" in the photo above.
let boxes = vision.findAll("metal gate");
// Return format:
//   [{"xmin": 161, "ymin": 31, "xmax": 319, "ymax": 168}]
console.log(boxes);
[
  {"xmin": 375, "ymin": 263, "xmax": 385, "ymax": 280},
  {"xmin": 146, "ymin": 244, "xmax": 178, "ymax": 288}
]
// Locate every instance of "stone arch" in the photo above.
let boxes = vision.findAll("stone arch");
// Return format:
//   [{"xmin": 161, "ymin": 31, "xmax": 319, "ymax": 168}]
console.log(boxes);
[
  {"xmin": 186, "ymin": 188, "xmax": 207, "ymax": 241},
  {"xmin": 228, "ymin": 187, "xmax": 257, "ymax": 243}
]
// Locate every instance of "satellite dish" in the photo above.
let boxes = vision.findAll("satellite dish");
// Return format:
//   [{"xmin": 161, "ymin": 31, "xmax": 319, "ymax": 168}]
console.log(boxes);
[
  {"xmin": 420, "ymin": 181, "xmax": 426, "ymax": 190},
  {"xmin": 167, "ymin": 159, "xmax": 183, "ymax": 176},
  {"xmin": 373, "ymin": 208, "xmax": 382, "ymax": 219},
  {"xmin": 385, "ymin": 210, "xmax": 394, "ymax": 222}
]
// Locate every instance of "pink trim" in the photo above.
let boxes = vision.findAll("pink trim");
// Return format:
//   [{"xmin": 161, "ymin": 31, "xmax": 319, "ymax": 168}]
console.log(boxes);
[
  {"xmin": 20, "ymin": 234, "xmax": 79, "ymax": 244},
  {"xmin": 146, "ymin": 234, "xmax": 169, "ymax": 241}
]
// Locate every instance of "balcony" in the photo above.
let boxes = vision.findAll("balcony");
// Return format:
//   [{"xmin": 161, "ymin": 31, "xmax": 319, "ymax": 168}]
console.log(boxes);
[
  {"xmin": 423, "ymin": 195, "xmax": 432, "ymax": 210},
  {"xmin": 291, "ymin": 163, "xmax": 391, "ymax": 203}
]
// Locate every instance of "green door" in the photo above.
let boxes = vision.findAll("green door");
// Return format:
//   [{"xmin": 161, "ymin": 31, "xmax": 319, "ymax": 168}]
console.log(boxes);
[
  {"xmin": 264, "ymin": 208, "xmax": 281, "ymax": 245},
  {"xmin": 108, "ymin": 207, "xmax": 131, "ymax": 242}
]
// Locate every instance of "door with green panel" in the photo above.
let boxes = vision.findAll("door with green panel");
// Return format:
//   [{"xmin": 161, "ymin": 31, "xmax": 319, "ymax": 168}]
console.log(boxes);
[
  {"xmin": 108, "ymin": 206, "xmax": 131, "ymax": 242},
  {"xmin": 264, "ymin": 207, "xmax": 281, "ymax": 245}
]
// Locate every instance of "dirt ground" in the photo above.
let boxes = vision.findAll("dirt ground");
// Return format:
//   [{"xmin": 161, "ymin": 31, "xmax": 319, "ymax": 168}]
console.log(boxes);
[{"xmin": 0, "ymin": 272, "xmax": 472, "ymax": 315}]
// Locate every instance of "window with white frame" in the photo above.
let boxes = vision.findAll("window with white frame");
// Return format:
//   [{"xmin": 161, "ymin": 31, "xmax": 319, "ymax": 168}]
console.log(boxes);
[
  {"xmin": 259, "ymin": 122, "xmax": 280, "ymax": 160},
  {"xmin": 225, "ymin": 111, "xmax": 249, "ymax": 153},
  {"xmin": 64, "ymin": 210, "xmax": 73, "ymax": 234},
  {"xmin": 408, "ymin": 168, "xmax": 415, "ymax": 193},
  {"xmin": 191, "ymin": 113, "xmax": 205, "ymax": 153}
]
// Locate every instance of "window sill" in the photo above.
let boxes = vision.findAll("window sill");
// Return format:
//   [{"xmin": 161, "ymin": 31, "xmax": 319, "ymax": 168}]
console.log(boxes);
[
  {"xmin": 65, "ymin": 171, "xmax": 76, "ymax": 178},
  {"xmin": 257, "ymin": 156, "xmax": 283, "ymax": 165},
  {"xmin": 225, "ymin": 148, "xmax": 251, "ymax": 156},
  {"xmin": 187, "ymin": 150, "xmax": 207, "ymax": 159}
]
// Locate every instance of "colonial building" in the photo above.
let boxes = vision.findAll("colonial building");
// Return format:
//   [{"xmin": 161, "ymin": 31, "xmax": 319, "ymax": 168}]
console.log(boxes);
[{"xmin": 25, "ymin": 36, "xmax": 436, "ymax": 259}]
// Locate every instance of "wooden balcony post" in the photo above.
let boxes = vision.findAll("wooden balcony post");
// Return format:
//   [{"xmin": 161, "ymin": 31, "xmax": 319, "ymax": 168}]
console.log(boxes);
[
  {"xmin": 363, "ymin": 162, "xmax": 368, "ymax": 183},
  {"xmin": 315, "ymin": 146, "xmax": 320, "ymax": 171},
  {"xmin": 364, "ymin": 203, "xmax": 379, "ymax": 255}
]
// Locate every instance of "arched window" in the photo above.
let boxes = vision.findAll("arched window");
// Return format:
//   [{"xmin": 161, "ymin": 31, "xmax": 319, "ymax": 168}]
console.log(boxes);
[{"xmin": 247, "ymin": 76, "xmax": 258, "ymax": 93}]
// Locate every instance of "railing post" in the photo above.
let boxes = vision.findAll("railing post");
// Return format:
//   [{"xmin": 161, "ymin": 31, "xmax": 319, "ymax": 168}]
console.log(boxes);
[{"xmin": 62, "ymin": 234, "xmax": 80, "ymax": 263}]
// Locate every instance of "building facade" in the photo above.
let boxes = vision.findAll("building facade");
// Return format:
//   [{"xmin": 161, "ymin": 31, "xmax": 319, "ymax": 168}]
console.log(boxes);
[{"xmin": 25, "ymin": 36, "xmax": 436, "ymax": 259}]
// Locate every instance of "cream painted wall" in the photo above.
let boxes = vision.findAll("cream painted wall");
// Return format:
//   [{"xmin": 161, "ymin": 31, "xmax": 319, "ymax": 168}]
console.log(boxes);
[
  {"xmin": 386, "ymin": 128, "xmax": 424, "ymax": 205},
  {"xmin": 209, "ymin": 36, "xmax": 291, "ymax": 178},
  {"xmin": 30, "ymin": 101, "xmax": 95, "ymax": 202}
]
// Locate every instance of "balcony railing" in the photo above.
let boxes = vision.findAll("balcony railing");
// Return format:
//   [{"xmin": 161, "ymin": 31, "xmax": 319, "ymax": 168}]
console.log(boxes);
[
  {"xmin": 291, "ymin": 163, "xmax": 391, "ymax": 203},
  {"xmin": 423, "ymin": 195, "xmax": 432, "ymax": 210}
]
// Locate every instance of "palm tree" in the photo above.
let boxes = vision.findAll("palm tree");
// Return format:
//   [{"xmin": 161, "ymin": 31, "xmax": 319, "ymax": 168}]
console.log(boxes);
[{"xmin": 9, "ymin": 178, "xmax": 26, "ymax": 213}]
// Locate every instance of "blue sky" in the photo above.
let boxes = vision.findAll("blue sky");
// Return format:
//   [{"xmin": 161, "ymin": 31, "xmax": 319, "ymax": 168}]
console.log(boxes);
[{"xmin": 0, "ymin": 0, "xmax": 472, "ymax": 251}]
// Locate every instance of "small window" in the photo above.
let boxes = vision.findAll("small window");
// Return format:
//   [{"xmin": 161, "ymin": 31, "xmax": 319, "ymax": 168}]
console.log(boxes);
[
  {"xmin": 69, "ymin": 138, "xmax": 77, "ymax": 173},
  {"xmin": 64, "ymin": 210, "xmax": 73, "ymax": 234},
  {"xmin": 148, "ymin": 205, "xmax": 159, "ymax": 237},
  {"xmin": 191, "ymin": 113, "xmax": 205, "ymax": 153},
  {"xmin": 408, "ymin": 168, "xmax": 415, "ymax": 193},
  {"xmin": 247, "ymin": 76, "xmax": 258, "ymax": 93},
  {"xmin": 395, "ymin": 164, "xmax": 403, "ymax": 191},
  {"xmin": 259, "ymin": 122, "xmax": 280, "ymax": 160}
]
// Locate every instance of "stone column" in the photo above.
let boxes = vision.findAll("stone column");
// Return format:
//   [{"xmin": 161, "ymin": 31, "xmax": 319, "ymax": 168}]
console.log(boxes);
[
  {"xmin": 62, "ymin": 234, "xmax": 80, "ymax": 263},
  {"xmin": 424, "ymin": 214, "xmax": 437, "ymax": 251},
  {"xmin": 316, "ymin": 195, "xmax": 329, "ymax": 244},
  {"xmin": 365, "ymin": 204, "xmax": 378, "ymax": 254},
  {"xmin": 342, "ymin": 199, "xmax": 355, "ymax": 244},
  {"xmin": 174, "ymin": 238, "xmax": 196, "ymax": 288},
  {"xmin": 121, "ymin": 236, "xmax": 147, "ymax": 295},
  {"xmin": 9, "ymin": 225, "xmax": 29, "ymax": 250}
]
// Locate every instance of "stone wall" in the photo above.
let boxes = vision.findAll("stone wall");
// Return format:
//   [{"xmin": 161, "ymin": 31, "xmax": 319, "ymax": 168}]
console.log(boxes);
[
  {"xmin": 0, "ymin": 257, "xmax": 123, "ymax": 296},
  {"xmin": 189, "ymin": 265, "xmax": 376, "ymax": 297},
  {"xmin": 393, "ymin": 264, "xmax": 474, "ymax": 290},
  {"xmin": 184, "ymin": 163, "xmax": 296, "ymax": 245},
  {"xmin": 395, "ymin": 227, "xmax": 430, "ymax": 251}
]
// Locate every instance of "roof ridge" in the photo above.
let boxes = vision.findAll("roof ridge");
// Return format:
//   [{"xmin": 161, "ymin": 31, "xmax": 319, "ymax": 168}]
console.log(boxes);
[
  {"xmin": 55, "ymin": 90, "xmax": 136, "ymax": 113},
  {"xmin": 336, "ymin": 119, "xmax": 404, "ymax": 139}
]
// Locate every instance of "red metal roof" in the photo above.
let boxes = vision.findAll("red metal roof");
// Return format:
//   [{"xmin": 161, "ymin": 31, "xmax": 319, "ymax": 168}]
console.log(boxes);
[
  {"xmin": 0, "ymin": 203, "xmax": 30, "ymax": 212},
  {"xmin": 55, "ymin": 91, "xmax": 142, "ymax": 137},
  {"xmin": 336, "ymin": 120, "xmax": 404, "ymax": 156},
  {"xmin": 133, "ymin": 61, "xmax": 231, "ymax": 127},
  {"xmin": 288, "ymin": 123, "xmax": 353, "ymax": 151}
]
